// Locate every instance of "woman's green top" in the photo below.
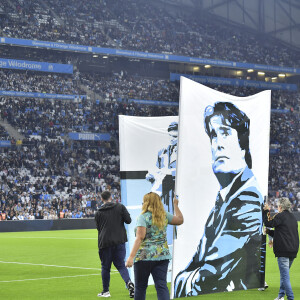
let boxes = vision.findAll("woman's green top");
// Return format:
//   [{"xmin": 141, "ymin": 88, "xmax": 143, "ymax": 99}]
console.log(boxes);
[{"xmin": 134, "ymin": 211, "xmax": 173, "ymax": 262}]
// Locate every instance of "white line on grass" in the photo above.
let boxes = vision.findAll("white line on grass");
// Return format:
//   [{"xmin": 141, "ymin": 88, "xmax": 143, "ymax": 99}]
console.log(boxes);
[
  {"xmin": 0, "ymin": 273, "xmax": 101, "ymax": 283},
  {"xmin": 0, "ymin": 261, "xmax": 118, "ymax": 273}
]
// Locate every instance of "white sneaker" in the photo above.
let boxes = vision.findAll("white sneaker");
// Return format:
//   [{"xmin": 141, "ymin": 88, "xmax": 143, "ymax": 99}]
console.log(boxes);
[
  {"xmin": 274, "ymin": 297, "xmax": 284, "ymax": 300},
  {"xmin": 97, "ymin": 291, "xmax": 111, "ymax": 297}
]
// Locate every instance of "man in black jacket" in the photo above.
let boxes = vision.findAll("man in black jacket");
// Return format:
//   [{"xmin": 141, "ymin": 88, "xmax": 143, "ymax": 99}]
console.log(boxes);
[
  {"xmin": 263, "ymin": 197, "xmax": 299, "ymax": 300},
  {"xmin": 95, "ymin": 191, "xmax": 134, "ymax": 298}
]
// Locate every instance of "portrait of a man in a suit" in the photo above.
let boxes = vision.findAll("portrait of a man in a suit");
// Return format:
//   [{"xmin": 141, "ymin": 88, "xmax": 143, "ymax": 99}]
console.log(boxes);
[{"xmin": 174, "ymin": 102, "xmax": 264, "ymax": 297}]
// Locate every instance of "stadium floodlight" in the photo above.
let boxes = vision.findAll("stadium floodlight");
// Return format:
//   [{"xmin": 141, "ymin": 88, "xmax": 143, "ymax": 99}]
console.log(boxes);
[
  {"xmin": 272, "ymin": 77, "xmax": 277, "ymax": 80},
  {"xmin": 103, "ymin": 55, "xmax": 108, "ymax": 59},
  {"xmin": 247, "ymin": 69, "xmax": 254, "ymax": 73},
  {"xmin": 278, "ymin": 73, "xmax": 286, "ymax": 78},
  {"xmin": 204, "ymin": 65, "xmax": 211, "ymax": 68},
  {"xmin": 236, "ymin": 70, "xmax": 243, "ymax": 76},
  {"xmin": 93, "ymin": 54, "xmax": 98, "ymax": 58},
  {"xmin": 258, "ymin": 71, "xmax": 265, "ymax": 76},
  {"xmin": 193, "ymin": 66, "xmax": 200, "ymax": 71}
]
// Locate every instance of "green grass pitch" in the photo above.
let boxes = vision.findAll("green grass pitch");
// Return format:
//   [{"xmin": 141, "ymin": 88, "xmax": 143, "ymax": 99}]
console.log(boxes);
[{"xmin": 0, "ymin": 226, "xmax": 299, "ymax": 299}]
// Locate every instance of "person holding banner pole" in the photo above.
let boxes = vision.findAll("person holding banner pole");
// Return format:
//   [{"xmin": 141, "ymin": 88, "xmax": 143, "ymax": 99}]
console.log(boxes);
[
  {"xmin": 126, "ymin": 192, "xmax": 183, "ymax": 300},
  {"xmin": 263, "ymin": 197, "xmax": 299, "ymax": 300}
]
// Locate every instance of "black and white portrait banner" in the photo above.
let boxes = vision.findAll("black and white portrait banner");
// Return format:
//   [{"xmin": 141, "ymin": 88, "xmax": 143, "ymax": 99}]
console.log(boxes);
[
  {"xmin": 171, "ymin": 77, "xmax": 271, "ymax": 298},
  {"xmin": 119, "ymin": 115, "xmax": 178, "ymax": 283}
]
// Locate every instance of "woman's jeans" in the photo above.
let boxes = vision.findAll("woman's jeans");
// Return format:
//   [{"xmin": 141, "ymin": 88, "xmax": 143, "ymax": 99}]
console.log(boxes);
[
  {"xmin": 134, "ymin": 259, "xmax": 169, "ymax": 300},
  {"xmin": 277, "ymin": 257, "xmax": 294, "ymax": 300}
]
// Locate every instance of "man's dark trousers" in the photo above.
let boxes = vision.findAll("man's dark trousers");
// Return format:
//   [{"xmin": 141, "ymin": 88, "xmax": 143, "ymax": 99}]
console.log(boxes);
[{"xmin": 99, "ymin": 243, "xmax": 130, "ymax": 292}]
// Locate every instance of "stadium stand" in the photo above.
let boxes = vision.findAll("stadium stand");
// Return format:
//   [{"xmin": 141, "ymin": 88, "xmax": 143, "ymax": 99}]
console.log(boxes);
[
  {"xmin": 0, "ymin": 0, "xmax": 299, "ymax": 221},
  {"xmin": 0, "ymin": 0, "xmax": 299, "ymax": 67},
  {"xmin": 0, "ymin": 80, "xmax": 299, "ymax": 220},
  {"xmin": 0, "ymin": 69, "xmax": 81, "ymax": 94},
  {"xmin": 0, "ymin": 124, "xmax": 10, "ymax": 140},
  {"xmin": 80, "ymin": 73, "xmax": 179, "ymax": 103}
]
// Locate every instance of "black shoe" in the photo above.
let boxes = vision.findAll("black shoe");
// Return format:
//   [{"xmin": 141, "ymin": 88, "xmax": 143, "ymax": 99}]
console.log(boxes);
[
  {"xmin": 264, "ymin": 282, "xmax": 269, "ymax": 289},
  {"xmin": 258, "ymin": 282, "xmax": 268, "ymax": 291},
  {"xmin": 127, "ymin": 280, "xmax": 134, "ymax": 298}
]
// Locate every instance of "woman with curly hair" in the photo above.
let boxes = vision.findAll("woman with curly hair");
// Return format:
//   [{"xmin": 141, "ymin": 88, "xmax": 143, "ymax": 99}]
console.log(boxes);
[{"xmin": 125, "ymin": 192, "xmax": 183, "ymax": 300}]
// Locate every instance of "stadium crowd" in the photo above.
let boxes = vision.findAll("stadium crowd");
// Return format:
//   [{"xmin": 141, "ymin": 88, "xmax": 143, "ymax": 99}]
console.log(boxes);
[
  {"xmin": 0, "ymin": 86, "xmax": 180, "ymax": 221},
  {"xmin": 81, "ymin": 73, "xmax": 179, "ymax": 103},
  {"xmin": 0, "ymin": 69, "xmax": 81, "ymax": 95},
  {"xmin": 0, "ymin": 0, "xmax": 299, "ymax": 221},
  {"xmin": 0, "ymin": 75, "xmax": 299, "ymax": 220},
  {"xmin": 0, "ymin": 0, "xmax": 299, "ymax": 68},
  {"xmin": 0, "ymin": 84, "xmax": 177, "ymax": 140},
  {"xmin": 0, "ymin": 124, "xmax": 10, "ymax": 140},
  {"xmin": 0, "ymin": 137, "xmax": 121, "ymax": 221}
]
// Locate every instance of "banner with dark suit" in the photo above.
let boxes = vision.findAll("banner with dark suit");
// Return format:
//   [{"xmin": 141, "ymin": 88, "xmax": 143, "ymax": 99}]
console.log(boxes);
[
  {"xmin": 171, "ymin": 77, "xmax": 271, "ymax": 298},
  {"xmin": 119, "ymin": 115, "xmax": 178, "ymax": 283}
]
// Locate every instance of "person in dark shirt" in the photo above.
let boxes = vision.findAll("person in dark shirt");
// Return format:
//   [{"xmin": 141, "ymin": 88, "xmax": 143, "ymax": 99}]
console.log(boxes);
[
  {"xmin": 95, "ymin": 191, "xmax": 134, "ymax": 298},
  {"xmin": 263, "ymin": 197, "xmax": 299, "ymax": 300}
]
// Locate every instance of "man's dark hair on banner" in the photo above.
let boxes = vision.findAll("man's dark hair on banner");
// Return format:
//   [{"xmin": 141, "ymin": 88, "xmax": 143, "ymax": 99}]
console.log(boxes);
[{"xmin": 204, "ymin": 102, "xmax": 252, "ymax": 169}]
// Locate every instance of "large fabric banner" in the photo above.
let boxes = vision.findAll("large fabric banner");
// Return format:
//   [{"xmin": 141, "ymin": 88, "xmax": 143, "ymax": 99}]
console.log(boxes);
[
  {"xmin": 119, "ymin": 115, "xmax": 178, "ymax": 282},
  {"xmin": 171, "ymin": 77, "xmax": 271, "ymax": 298}
]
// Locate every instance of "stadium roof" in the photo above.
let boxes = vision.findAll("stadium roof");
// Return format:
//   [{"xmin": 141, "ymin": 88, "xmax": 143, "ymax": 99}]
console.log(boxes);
[{"xmin": 159, "ymin": 0, "xmax": 300, "ymax": 50}]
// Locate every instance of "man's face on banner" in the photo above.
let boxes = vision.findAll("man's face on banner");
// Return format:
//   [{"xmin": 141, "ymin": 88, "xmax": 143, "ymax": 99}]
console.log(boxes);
[
  {"xmin": 209, "ymin": 115, "xmax": 246, "ymax": 175},
  {"xmin": 169, "ymin": 129, "xmax": 178, "ymax": 145}
]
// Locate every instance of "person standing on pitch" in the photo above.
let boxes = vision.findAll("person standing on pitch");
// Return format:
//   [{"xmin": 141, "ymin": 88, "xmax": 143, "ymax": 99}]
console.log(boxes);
[
  {"xmin": 95, "ymin": 191, "xmax": 134, "ymax": 298},
  {"xmin": 125, "ymin": 192, "xmax": 184, "ymax": 300},
  {"xmin": 263, "ymin": 197, "xmax": 299, "ymax": 300}
]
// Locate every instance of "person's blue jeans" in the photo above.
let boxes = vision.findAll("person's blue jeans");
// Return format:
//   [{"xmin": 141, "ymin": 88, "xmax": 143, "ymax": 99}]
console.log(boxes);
[
  {"xmin": 99, "ymin": 243, "xmax": 131, "ymax": 292},
  {"xmin": 277, "ymin": 257, "xmax": 294, "ymax": 300},
  {"xmin": 134, "ymin": 259, "xmax": 169, "ymax": 300}
]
